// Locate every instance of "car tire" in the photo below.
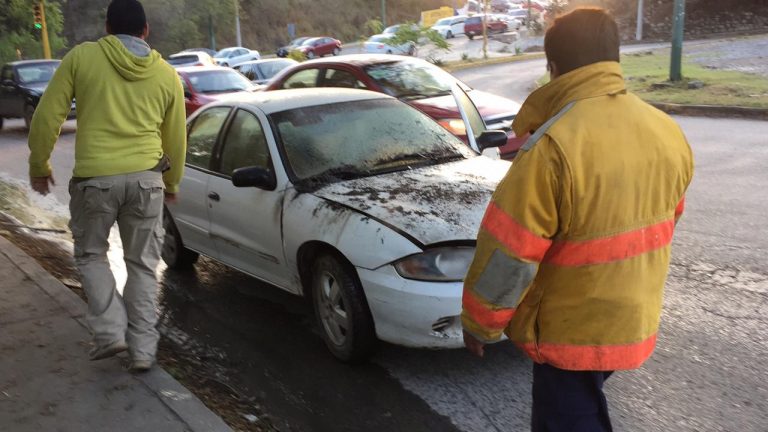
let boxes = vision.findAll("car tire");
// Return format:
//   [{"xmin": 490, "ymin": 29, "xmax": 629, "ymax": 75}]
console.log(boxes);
[
  {"xmin": 311, "ymin": 252, "xmax": 377, "ymax": 363},
  {"xmin": 408, "ymin": 45, "xmax": 416, "ymax": 56},
  {"xmin": 447, "ymin": 31, "xmax": 453, "ymax": 38},
  {"xmin": 306, "ymin": 50, "xmax": 315, "ymax": 59},
  {"xmin": 332, "ymin": 48, "xmax": 341, "ymax": 56},
  {"xmin": 161, "ymin": 207, "xmax": 199, "ymax": 270},
  {"xmin": 468, "ymin": 33, "xmax": 474, "ymax": 40},
  {"xmin": 23, "ymin": 104, "xmax": 35, "ymax": 129}
]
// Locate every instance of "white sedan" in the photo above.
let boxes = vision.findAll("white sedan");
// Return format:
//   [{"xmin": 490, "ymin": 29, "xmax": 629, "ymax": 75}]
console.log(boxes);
[
  {"xmin": 162, "ymin": 87, "xmax": 510, "ymax": 362},
  {"xmin": 213, "ymin": 46, "xmax": 261, "ymax": 67},
  {"xmin": 363, "ymin": 34, "xmax": 416, "ymax": 55}
]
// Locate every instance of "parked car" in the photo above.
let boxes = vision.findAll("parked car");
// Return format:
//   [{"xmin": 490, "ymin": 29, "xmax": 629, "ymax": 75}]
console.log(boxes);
[
  {"xmin": 431, "ymin": 15, "xmax": 468, "ymax": 38},
  {"xmin": 176, "ymin": 66, "xmax": 258, "ymax": 116},
  {"xmin": 382, "ymin": 23, "xmax": 420, "ymax": 35},
  {"xmin": 233, "ymin": 58, "xmax": 298, "ymax": 85},
  {"xmin": 167, "ymin": 51, "xmax": 215, "ymax": 68},
  {"xmin": 506, "ymin": 8, "xmax": 530, "ymax": 25},
  {"xmin": 162, "ymin": 86, "xmax": 510, "ymax": 362},
  {"xmin": 0, "ymin": 60, "xmax": 76, "ymax": 129},
  {"xmin": 363, "ymin": 34, "xmax": 416, "ymax": 56},
  {"xmin": 296, "ymin": 37, "xmax": 342, "ymax": 59},
  {"xmin": 265, "ymin": 54, "xmax": 526, "ymax": 158},
  {"xmin": 495, "ymin": 14, "xmax": 524, "ymax": 31},
  {"xmin": 276, "ymin": 37, "xmax": 310, "ymax": 57},
  {"xmin": 213, "ymin": 47, "xmax": 261, "ymax": 67},
  {"xmin": 464, "ymin": 14, "xmax": 508, "ymax": 39},
  {"xmin": 180, "ymin": 47, "xmax": 217, "ymax": 57}
]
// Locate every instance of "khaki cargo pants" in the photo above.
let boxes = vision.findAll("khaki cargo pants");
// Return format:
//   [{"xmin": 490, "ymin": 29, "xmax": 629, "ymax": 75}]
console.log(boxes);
[{"xmin": 68, "ymin": 170, "xmax": 165, "ymax": 362}]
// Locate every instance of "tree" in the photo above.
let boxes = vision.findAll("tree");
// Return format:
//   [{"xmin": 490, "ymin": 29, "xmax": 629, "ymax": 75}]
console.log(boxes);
[
  {"xmin": 385, "ymin": 22, "xmax": 450, "ymax": 62},
  {"xmin": 0, "ymin": 0, "xmax": 67, "ymax": 63}
]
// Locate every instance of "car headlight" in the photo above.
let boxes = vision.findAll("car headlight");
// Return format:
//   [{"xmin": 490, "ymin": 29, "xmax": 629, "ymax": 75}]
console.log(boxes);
[
  {"xmin": 437, "ymin": 118, "xmax": 467, "ymax": 136},
  {"xmin": 394, "ymin": 247, "xmax": 475, "ymax": 282}
]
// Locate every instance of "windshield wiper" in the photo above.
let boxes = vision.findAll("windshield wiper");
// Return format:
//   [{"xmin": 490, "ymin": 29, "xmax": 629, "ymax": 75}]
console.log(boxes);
[{"xmin": 371, "ymin": 151, "xmax": 463, "ymax": 169}]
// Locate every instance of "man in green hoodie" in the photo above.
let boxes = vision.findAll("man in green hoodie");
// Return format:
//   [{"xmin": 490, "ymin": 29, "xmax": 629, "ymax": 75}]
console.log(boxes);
[{"xmin": 28, "ymin": 0, "xmax": 186, "ymax": 372}]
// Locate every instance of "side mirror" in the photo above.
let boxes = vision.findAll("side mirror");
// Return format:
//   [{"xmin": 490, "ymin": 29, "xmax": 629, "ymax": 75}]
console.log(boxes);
[
  {"xmin": 183, "ymin": 90, "xmax": 192, "ymax": 99},
  {"xmin": 231, "ymin": 166, "xmax": 276, "ymax": 190},
  {"xmin": 476, "ymin": 130, "xmax": 508, "ymax": 151}
]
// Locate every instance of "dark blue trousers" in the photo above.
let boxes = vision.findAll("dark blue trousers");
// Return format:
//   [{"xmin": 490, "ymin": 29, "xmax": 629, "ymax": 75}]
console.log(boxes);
[{"xmin": 531, "ymin": 362, "xmax": 614, "ymax": 432}]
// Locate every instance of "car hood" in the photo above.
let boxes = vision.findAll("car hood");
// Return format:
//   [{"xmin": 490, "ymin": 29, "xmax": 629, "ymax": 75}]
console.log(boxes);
[
  {"xmin": 20, "ymin": 83, "xmax": 48, "ymax": 95},
  {"xmin": 410, "ymin": 89, "xmax": 521, "ymax": 119},
  {"xmin": 311, "ymin": 156, "xmax": 510, "ymax": 245}
]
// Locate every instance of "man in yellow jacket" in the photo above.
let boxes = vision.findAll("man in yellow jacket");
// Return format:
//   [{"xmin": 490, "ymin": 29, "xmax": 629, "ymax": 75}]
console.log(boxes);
[
  {"xmin": 462, "ymin": 8, "xmax": 693, "ymax": 431},
  {"xmin": 28, "ymin": 0, "xmax": 186, "ymax": 372}
]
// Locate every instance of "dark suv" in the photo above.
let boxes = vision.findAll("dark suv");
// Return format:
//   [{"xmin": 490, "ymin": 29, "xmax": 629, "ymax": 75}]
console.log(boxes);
[
  {"xmin": 0, "ymin": 60, "xmax": 75, "ymax": 129},
  {"xmin": 464, "ymin": 15, "xmax": 507, "ymax": 40}
]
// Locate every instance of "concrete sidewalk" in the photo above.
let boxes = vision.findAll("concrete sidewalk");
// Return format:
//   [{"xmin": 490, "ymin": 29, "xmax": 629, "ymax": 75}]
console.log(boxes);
[{"xmin": 0, "ymin": 235, "xmax": 232, "ymax": 432}]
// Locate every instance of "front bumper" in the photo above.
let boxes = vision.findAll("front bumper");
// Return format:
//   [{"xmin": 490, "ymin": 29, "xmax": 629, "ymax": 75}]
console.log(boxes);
[{"xmin": 357, "ymin": 265, "xmax": 464, "ymax": 349}]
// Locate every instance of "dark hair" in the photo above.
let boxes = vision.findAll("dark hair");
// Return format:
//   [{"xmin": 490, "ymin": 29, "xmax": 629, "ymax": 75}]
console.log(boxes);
[
  {"xmin": 544, "ymin": 7, "xmax": 619, "ymax": 75},
  {"xmin": 106, "ymin": 0, "xmax": 147, "ymax": 37}
]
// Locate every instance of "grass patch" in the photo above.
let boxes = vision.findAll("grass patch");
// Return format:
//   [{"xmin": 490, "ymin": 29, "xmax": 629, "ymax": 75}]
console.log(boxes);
[{"xmin": 536, "ymin": 51, "xmax": 768, "ymax": 108}]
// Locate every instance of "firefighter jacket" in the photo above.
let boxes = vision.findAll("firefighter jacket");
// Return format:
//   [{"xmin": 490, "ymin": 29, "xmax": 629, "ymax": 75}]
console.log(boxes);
[{"xmin": 462, "ymin": 61, "xmax": 694, "ymax": 371}]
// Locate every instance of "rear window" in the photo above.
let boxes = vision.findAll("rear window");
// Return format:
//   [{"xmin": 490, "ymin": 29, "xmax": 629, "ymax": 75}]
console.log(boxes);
[{"xmin": 168, "ymin": 55, "xmax": 198, "ymax": 66}]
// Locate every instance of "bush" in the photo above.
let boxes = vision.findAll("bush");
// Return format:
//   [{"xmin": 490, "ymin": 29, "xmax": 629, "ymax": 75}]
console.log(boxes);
[{"xmin": 287, "ymin": 49, "xmax": 307, "ymax": 62}]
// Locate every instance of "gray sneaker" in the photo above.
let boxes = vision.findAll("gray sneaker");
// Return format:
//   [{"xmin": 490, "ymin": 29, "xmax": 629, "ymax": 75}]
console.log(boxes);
[
  {"xmin": 129, "ymin": 359, "xmax": 153, "ymax": 373},
  {"xmin": 89, "ymin": 340, "xmax": 128, "ymax": 361}
]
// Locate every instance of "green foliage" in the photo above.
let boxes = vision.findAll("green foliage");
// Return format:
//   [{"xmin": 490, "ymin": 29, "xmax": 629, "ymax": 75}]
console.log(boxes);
[
  {"xmin": 286, "ymin": 49, "xmax": 307, "ymax": 62},
  {"xmin": 0, "ymin": 0, "xmax": 67, "ymax": 63},
  {"xmin": 365, "ymin": 18, "xmax": 384, "ymax": 36}
]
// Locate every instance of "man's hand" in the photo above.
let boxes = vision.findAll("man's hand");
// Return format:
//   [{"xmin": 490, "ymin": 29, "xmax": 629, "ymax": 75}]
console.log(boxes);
[
  {"xmin": 30, "ymin": 175, "xmax": 55, "ymax": 196},
  {"xmin": 164, "ymin": 191, "xmax": 178, "ymax": 204},
  {"xmin": 463, "ymin": 330, "xmax": 485, "ymax": 358}
]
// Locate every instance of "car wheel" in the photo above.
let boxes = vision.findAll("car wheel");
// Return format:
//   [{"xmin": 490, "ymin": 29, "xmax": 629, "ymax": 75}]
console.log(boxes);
[
  {"xmin": 447, "ymin": 30, "xmax": 453, "ymax": 38},
  {"xmin": 408, "ymin": 45, "xmax": 416, "ymax": 56},
  {"xmin": 311, "ymin": 253, "xmax": 377, "ymax": 363},
  {"xmin": 23, "ymin": 104, "xmax": 35, "ymax": 129},
  {"xmin": 386, "ymin": 49, "xmax": 392, "ymax": 54},
  {"xmin": 468, "ymin": 33, "xmax": 474, "ymax": 40},
  {"xmin": 306, "ymin": 50, "xmax": 315, "ymax": 59},
  {"xmin": 161, "ymin": 207, "xmax": 199, "ymax": 270},
  {"xmin": 332, "ymin": 47, "xmax": 341, "ymax": 56}
]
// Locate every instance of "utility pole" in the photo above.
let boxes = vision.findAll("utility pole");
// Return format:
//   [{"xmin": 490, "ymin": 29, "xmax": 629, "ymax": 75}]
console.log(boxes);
[
  {"xmin": 670, "ymin": 0, "xmax": 685, "ymax": 81},
  {"xmin": 234, "ymin": 0, "xmax": 242, "ymax": 47},
  {"xmin": 527, "ymin": 0, "xmax": 532, "ymax": 32},
  {"xmin": 381, "ymin": 0, "xmax": 387, "ymax": 27},
  {"xmin": 209, "ymin": 14, "xmax": 216, "ymax": 51},
  {"xmin": 33, "ymin": 1, "xmax": 52, "ymax": 59},
  {"xmin": 635, "ymin": 0, "xmax": 644, "ymax": 41},
  {"xmin": 482, "ymin": 0, "xmax": 489, "ymax": 59}
]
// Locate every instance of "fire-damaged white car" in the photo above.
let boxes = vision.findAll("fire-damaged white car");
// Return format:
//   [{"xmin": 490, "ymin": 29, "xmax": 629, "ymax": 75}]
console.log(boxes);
[{"xmin": 162, "ymin": 86, "xmax": 510, "ymax": 362}]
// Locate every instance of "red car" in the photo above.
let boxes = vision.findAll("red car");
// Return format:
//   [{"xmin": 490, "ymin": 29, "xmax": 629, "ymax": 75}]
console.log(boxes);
[
  {"xmin": 464, "ymin": 15, "xmax": 508, "ymax": 40},
  {"xmin": 176, "ymin": 66, "xmax": 258, "ymax": 116},
  {"xmin": 265, "ymin": 54, "xmax": 526, "ymax": 158},
  {"xmin": 296, "ymin": 37, "xmax": 342, "ymax": 59}
]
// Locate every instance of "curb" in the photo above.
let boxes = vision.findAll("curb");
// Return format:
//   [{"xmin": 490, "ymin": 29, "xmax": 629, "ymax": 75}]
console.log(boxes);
[
  {"xmin": 443, "ymin": 52, "xmax": 546, "ymax": 72},
  {"xmin": 649, "ymin": 102, "xmax": 768, "ymax": 121},
  {"xmin": 0, "ymin": 235, "xmax": 233, "ymax": 432}
]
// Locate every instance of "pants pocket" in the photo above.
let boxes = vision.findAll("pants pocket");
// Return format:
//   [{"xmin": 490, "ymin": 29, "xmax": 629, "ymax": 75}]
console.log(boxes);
[
  {"xmin": 135, "ymin": 178, "xmax": 165, "ymax": 218},
  {"xmin": 76, "ymin": 180, "xmax": 115, "ymax": 214}
]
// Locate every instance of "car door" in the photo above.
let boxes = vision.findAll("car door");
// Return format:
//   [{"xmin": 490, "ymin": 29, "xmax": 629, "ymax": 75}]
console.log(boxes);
[
  {"xmin": 452, "ymin": 18, "xmax": 466, "ymax": 35},
  {"xmin": 170, "ymin": 106, "xmax": 232, "ymax": 259},
  {"xmin": 206, "ymin": 107, "xmax": 291, "ymax": 287},
  {"xmin": 0, "ymin": 66, "xmax": 21, "ymax": 117}
]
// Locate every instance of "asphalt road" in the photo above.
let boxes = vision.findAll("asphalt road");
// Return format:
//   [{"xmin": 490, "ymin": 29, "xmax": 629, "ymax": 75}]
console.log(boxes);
[{"xmin": 1, "ymin": 59, "xmax": 767, "ymax": 431}]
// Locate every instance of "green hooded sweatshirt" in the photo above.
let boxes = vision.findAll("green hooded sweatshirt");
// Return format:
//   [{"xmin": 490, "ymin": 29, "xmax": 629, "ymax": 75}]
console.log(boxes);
[{"xmin": 28, "ymin": 35, "xmax": 186, "ymax": 193}]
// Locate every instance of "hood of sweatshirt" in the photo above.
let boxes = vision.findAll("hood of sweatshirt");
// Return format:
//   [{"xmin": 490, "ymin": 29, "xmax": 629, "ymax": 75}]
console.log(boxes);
[{"xmin": 97, "ymin": 34, "xmax": 164, "ymax": 81}]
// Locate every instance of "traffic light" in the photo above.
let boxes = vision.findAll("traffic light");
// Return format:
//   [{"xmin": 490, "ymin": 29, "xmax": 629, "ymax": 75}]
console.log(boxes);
[{"xmin": 33, "ymin": 3, "xmax": 43, "ymax": 30}]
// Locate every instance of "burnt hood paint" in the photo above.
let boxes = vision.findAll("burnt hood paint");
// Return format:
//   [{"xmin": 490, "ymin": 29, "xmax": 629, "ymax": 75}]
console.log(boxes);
[{"xmin": 311, "ymin": 157, "xmax": 511, "ymax": 246}]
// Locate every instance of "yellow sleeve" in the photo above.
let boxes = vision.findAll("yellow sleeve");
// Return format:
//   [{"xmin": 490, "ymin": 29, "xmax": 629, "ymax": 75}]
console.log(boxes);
[
  {"xmin": 28, "ymin": 48, "xmax": 77, "ymax": 177},
  {"xmin": 160, "ymin": 74, "xmax": 187, "ymax": 193}
]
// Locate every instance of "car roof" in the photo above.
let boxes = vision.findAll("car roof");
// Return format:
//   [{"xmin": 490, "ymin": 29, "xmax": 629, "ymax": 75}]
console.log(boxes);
[
  {"xmin": 169, "ymin": 51, "xmax": 209, "ymax": 58},
  {"xmin": 6, "ymin": 60, "xmax": 61, "ymax": 67},
  {"xmin": 175, "ymin": 65, "xmax": 233, "ymax": 73},
  {"xmin": 294, "ymin": 53, "xmax": 423, "ymax": 67},
  {"xmin": 236, "ymin": 58, "xmax": 296, "ymax": 66},
  {"xmin": 204, "ymin": 88, "xmax": 393, "ymax": 115}
]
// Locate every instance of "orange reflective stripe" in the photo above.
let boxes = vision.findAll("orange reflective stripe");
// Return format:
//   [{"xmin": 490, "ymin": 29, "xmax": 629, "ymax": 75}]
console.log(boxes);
[
  {"xmin": 675, "ymin": 197, "xmax": 685, "ymax": 219},
  {"xmin": 544, "ymin": 219, "xmax": 674, "ymax": 267},
  {"xmin": 462, "ymin": 289, "xmax": 515, "ymax": 330},
  {"xmin": 481, "ymin": 202, "xmax": 552, "ymax": 262},
  {"xmin": 517, "ymin": 333, "xmax": 657, "ymax": 370}
]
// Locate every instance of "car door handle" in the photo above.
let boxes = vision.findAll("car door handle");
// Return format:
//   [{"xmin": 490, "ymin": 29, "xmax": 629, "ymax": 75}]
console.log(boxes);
[{"xmin": 208, "ymin": 192, "xmax": 220, "ymax": 201}]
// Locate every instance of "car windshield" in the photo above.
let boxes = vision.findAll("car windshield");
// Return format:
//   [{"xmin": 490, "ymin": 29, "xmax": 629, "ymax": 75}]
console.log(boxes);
[
  {"xmin": 383, "ymin": 25, "xmax": 399, "ymax": 34},
  {"xmin": 368, "ymin": 35, "xmax": 391, "ymax": 43},
  {"xmin": 214, "ymin": 48, "xmax": 236, "ymax": 57},
  {"xmin": 16, "ymin": 63, "xmax": 59, "ymax": 84},
  {"xmin": 289, "ymin": 37, "xmax": 309, "ymax": 46},
  {"xmin": 271, "ymin": 98, "xmax": 473, "ymax": 183},
  {"xmin": 364, "ymin": 60, "xmax": 468, "ymax": 99},
  {"xmin": 186, "ymin": 70, "xmax": 255, "ymax": 93},
  {"xmin": 434, "ymin": 18, "xmax": 452, "ymax": 26},
  {"xmin": 300, "ymin": 38, "xmax": 319, "ymax": 46},
  {"xmin": 256, "ymin": 60, "xmax": 296, "ymax": 79}
]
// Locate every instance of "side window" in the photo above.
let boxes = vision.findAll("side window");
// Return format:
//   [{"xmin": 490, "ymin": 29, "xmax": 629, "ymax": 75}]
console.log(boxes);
[
  {"xmin": 218, "ymin": 109, "xmax": 271, "ymax": 176},
  {"xmin": 238, "ymin": 65, "xmax": 255, "ymax": 81},
  {"xmin": 186, "ymin": 107, "xmax": 231, "ymax": 169},
  {"xmin": 322, "ymin": 69, "xmax": 365, "ymax": 89},
  {"xmin": 281, "ymin": 69, "xmax": 320, "ymax": 89}
]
